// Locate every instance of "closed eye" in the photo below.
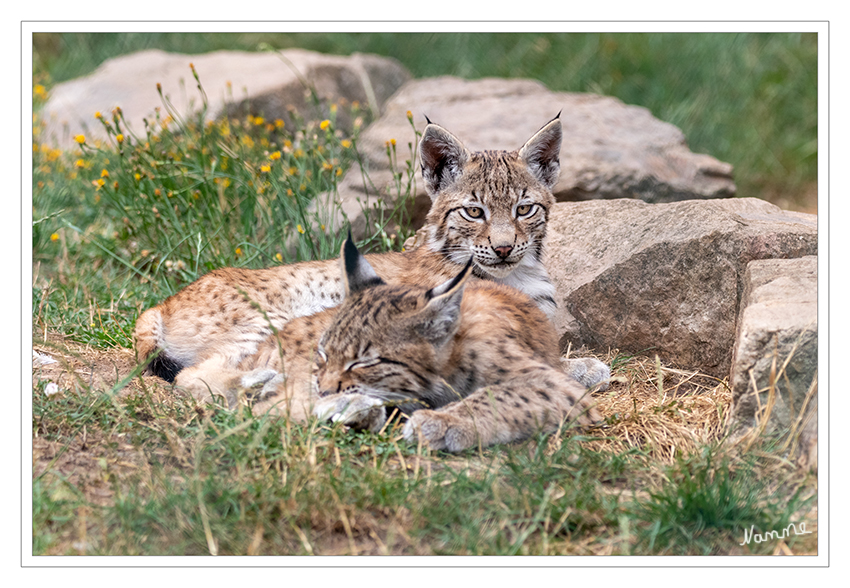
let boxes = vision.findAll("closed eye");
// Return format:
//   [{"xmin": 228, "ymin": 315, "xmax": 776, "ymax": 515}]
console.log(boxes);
[{"xmin": 345, "ymin": 357, "xmax": 382, "ymax": 371}]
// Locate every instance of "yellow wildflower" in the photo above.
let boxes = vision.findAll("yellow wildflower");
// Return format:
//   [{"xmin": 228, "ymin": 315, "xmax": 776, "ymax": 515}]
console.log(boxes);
[
  {"xmin": 116, "ymin": 134, "xmax": 124, "ymax": 143},
  {"xmin": 235, "ymin": 247, "xmax": 242, "ymax": 256},
  {"xmin": 270, "ymin": 151, "xmax": 281, "ymax": 160},
  {"xmin": 154, "ymin": 188, "xmax": 162, "ymax": 196},
  {"xmin": 260, "ymin": 164, "xmax": 271, "ymax": 173},
  {"xmin": 94, "ymin": 111, "xmax": 102, "ymax": 120},
  {"xmin": 274, "ymin": 119, "xmax": 284, "ymax": 129},
  {"xmin": 74, "ymin": 159, "xmax": 86, "ymax": 168},
  {"xmin": 322, "ymin": 162, "xmax": 333, "ymax": 171},
  {"xmin": 320, "ymin": 119, "xmax": 331, "ymax": 131},
  {"xmin": 406, "ymin": 110, "xmax": 413, "ymax": 121},
  {"xmin": 75, "ymin": 135, "xmax": 86, "ymax": 144},
  {"xmin": 286, "ymin": 189, "xmax": 294, "ymax": 197},
  {"xmin": 34, "ymin": 84, "xmax": 47, "ymax": 99},
  {"xmin": 252, "ymin": 116, "xmax": 264, "ymax": 126},
  {"xmin": 134, "ymin": 173, "xmax": 141, "ymax": 181},
  {"xmin": 341, "ymin": 139, "xmax": 352, "ymax": 149},
  {"xmin": 101, "ymin": 169, "xmax": 109, "ymax": 178},
  {"xmin": 275, "ymin": 253, "xmax": 283, "ymax": 262},
  {"xmin": 297, "ymin": 224, "xmax": 305, "ymax": 234},
  {"xmin": 50, "ymin": 233, "xmax": 59, "ymax": 241}
]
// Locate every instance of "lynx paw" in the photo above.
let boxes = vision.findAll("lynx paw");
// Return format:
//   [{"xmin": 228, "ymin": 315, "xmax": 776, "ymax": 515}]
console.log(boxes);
[
  {"xmin": 561, "ymin": 357, "xmax": 610, "ymax": 391},
  {"xmin": 402, "ymin": 410, "xmax": 475, "ymax": 452},
  {"xmin": 239, "ymin": 369, "xmax": 279, "ymax": 390},
  {"xmin": 312, "ymin": 394, "xmax": 387, "ymax": 432}
]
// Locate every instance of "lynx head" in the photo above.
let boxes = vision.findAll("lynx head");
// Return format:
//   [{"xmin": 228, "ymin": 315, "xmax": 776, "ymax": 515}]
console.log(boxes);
[
  {"xmin": 313, "ymin": 238, "xmax": 472, "ymax": 407},
  {"xmin": 419, "ymin": 115, "xmax": 562, "ymax": 279}
]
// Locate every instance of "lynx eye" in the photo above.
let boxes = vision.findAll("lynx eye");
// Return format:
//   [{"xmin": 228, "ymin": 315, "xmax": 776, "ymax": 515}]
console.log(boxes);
[
  {"xmin": 463, "ymin": 206, "xmax": 484, "ymax": 220},
  {"xmin": 516, "ymin": 204, "xmax": 534, "ymax": 217}
]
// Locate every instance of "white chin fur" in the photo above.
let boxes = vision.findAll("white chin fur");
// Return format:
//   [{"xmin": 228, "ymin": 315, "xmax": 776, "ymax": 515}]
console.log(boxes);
[{"xmin": 474, "ymin": 261, "xmax": 516, "ymax": 279}]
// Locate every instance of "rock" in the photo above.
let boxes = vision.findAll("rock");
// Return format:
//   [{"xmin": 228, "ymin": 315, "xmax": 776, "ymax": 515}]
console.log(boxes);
[
  {"xmin": 332, "ymin": 76, "xmax": 736, "ymax": 238},
  {"xmin": 544, "ymin": 198, "xmax": 817, "ymax": 376},
  {"xmin": 40, "ymin": 48, "xmax": 411, "ymax": 149},
  {"xmin": 729, "ymin": 256, "xmax": 817, "ymax": 466}
]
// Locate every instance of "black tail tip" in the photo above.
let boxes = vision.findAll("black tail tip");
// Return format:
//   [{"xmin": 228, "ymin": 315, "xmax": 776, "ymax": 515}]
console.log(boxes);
[{"xmin": 147, "ymin": 352, "xmax": 183, "ymax": 383}]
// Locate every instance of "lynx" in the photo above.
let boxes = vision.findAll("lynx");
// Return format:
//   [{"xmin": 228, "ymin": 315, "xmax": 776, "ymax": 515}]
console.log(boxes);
[
  {"xmin": 135, "ymin": 115, "xmax": 563, "ymax": 383},
  {"xmin": 191, "ymin": 238, "xmax": 605, "ymax": 452}
]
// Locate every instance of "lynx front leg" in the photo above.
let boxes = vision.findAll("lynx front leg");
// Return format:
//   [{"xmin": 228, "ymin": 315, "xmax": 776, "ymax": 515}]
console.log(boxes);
[{"xmin": 403, "ymin": 365, "xmax": 601, "ymax": 452}]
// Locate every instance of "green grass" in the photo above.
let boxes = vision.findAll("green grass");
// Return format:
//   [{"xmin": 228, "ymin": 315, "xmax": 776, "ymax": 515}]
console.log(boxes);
[
  {"xmin": 33, "ymin": 32, "xmax": 818, "ymax": 206},
  {"xmin": 32, "ymin": 65, "xmax": 419, "ymax": 348},
  {"xmin": 32, "ymin": 376, "xmax": 814, "ymax": 555}
]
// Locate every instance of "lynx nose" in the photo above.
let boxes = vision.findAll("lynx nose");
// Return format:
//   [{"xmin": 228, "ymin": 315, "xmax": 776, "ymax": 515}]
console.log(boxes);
[{"xmin": 493, "ymin": 245, "xmax": 513, "ymax": 259}]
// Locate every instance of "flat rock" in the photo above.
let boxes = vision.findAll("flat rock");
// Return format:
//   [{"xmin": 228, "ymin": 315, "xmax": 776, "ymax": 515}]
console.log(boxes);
[
  {"xmin": 41, "ymin": 48, "xmax": 411, "ymax": 149},
  {"xmin": 544, "ymin": 198, "xmax": 817, "ymax": 376},
  {"xmin": 729, "ymin": 256, "xmax": 817, "ymax": 464},
  {"xmin": 333, "ymin": 76, "xmax": 736, "ymax": 237}
]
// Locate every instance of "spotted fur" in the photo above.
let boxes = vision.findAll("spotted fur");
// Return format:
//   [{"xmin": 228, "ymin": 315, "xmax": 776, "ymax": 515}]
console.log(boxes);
[
  {"xmin": 304, "ymin": 240, "xmax": 602, "ymax": 451},
  {"xmin": 135, "ymin": 116, "xmax": 564, "ymax": 398}
]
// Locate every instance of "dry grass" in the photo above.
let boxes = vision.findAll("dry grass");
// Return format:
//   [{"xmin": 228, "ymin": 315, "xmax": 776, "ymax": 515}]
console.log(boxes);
[
  {"xmin": 31, "ymin": 336, "xmax": 818, "ymax": 556},
  {"xmin": 564, "ymin": 348, "xmax": 732, "ymax": 463}
]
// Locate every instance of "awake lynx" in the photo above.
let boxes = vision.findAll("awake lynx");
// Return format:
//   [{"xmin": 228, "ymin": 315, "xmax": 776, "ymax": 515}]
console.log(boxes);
[
  {"xmin": 198, "ymin": 238, "xmax": 604, "ymax": 452},
  {"xmin": 135, "ymin": 115, "xmax": 563, "ymax": 383}
]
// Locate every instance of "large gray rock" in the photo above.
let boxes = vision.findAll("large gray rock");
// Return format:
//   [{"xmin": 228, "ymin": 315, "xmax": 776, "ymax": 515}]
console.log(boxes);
[
  {"xmin": 334, "ymin": 76, "xmax": 736, "ymax": 237},
  {"xmin": 41, "ymin": 48, "xmax": 411, "ymax": 149},
  {"xmin": 544, "ymin": 198, "xmax": 817, "ymax": 376},
  {"xmin": 729, "ymin": 257, "xmax": 817, "ymax": 466}
]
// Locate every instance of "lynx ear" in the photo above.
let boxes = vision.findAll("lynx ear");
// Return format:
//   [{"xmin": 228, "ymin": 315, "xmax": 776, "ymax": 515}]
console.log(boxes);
[
  {"xmin": 340, "ymin": 233, "xmax": 384, "ymax": 297},
  {"xmin": 419, "ymin": 122, "xmax": 471, "ymax": 200},
  {"xmin": 415, "ymin": 260, "xmax": 473, "ymax": 345},
  {"xmin": 518, "ymin": 114, "xmax": 562, "ymax": 190}
]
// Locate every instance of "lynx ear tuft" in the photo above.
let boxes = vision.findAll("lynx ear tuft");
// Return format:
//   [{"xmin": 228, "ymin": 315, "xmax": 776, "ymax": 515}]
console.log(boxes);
[
  {"xmin": 518, "ymin": 115, "xmax": 562, "ymax": 190},
  {"xmin": 419, "ymin": 123, "xmax": 471, "ymax": 200},
  {"xmin": 340, "ymin": 233, "xmax": 384, "ymax": 297},
  {"xmin": 425, "ymin": 257, "xmax": 473, "ymax": 300},
  {"xmin": 416, "ymin": 259, "xmax": 473, "ymax": 345}
]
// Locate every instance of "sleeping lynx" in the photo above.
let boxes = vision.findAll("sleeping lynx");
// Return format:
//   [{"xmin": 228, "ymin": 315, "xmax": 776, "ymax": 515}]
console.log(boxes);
[
  {"xmin": 134, "ymin": 116, "xmax": 563, "ymax": 383},
  {"xmin": 193, "ymin": 238, "xmax": 604, "ymax": 452}
]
